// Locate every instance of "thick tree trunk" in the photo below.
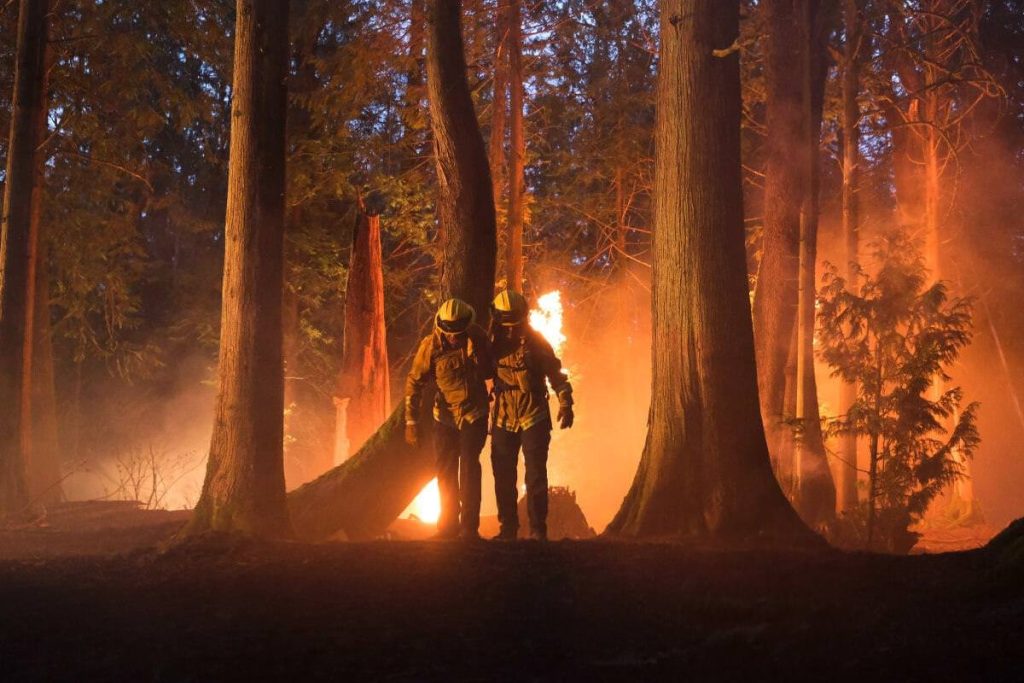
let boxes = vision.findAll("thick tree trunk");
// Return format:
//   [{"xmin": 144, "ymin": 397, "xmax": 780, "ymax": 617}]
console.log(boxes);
[
  {"xmin": 837, "ymin": 0, "xmax": 863, "ymax": 513},
  {"xmin": 606, "ymin": 0, "xmax": 812, "ymax": 542},
  {"xmin": 0, "ymin": 0, "xmax": 48, "ymax": 516},
  {"xmin": 505, "ymin": 0, "xmax": 525, "ymax": 291},
  {"xmin": 184, "ymin": 0, "xmax": 292, "ymax": 538},
  {"xmin": 288, "ymin": 0, "xmax": 496, "ymax": 541},
  {"xmin": 430, "ymin": 0, "xmax": 497, "ymax": 317},
  {"xmin": 336, "ymin": 204, "xmax": 390, "ymax": 459}
]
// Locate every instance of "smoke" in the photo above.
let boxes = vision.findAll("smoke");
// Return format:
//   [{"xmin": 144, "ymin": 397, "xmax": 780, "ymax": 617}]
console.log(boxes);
[
  {"xmin": 525, "ymin": 274, "xmax": 652, "ymax": 531},
  {"xmin": 60, "ymin": 354, "xmax": 214, "ymax": 510}
]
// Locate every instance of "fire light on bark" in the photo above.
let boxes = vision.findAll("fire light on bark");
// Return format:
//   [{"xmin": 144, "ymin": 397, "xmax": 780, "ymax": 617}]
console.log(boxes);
[{"xmin": 530, "ymin": 291, "xmax": 567, "ymax": 357}]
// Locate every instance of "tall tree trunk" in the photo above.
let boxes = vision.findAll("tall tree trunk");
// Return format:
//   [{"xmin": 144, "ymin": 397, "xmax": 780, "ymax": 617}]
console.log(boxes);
[
  {"xmin": 838, "ymin": 0, "xmax": 863, "ymax": 514},
  {"xmin": 335, "ymin": 202, "xmax": 390, "ymax": 460},
  {"xmin": 29, "ymin": 238, "xmax": 62, "ymax": 506},
  {"xmin": 505, "ymin": 0, "xmax": 525, "ymax": 291},
  {"xmin": 488, "ymin": 0, "xmax": 508, "ymax": 232},
  {"xmin": 288, "ymin": 0, "xmax": 496, "ymax": 540},
  {"xmin": 281, "ymin": 239, "xmax": 302, "ymax": 482},
  {"xmin": 184, "ymin": 0, "xmax": 292, "ymax": 538},
  {"xmin": 605, "ymin": 0, "xmax": 812, "ymax": 542},
  {"xmin": 27, "ymin": 57, "xmax": 62, "ymax": 505},
  {"xmin": 0, "ymin": 0, "xmax": 48, "ymax": 517},
  {"xmin": 752, "ymin": 0, "xmax": 807, "ymax": 472},
  {"xmin": 754, "ymin": 0, "xmax": 834, "ymax": 522},
  {"xmin": 791, "ymin": 0, "xmax": 835, "ymax": 526}
]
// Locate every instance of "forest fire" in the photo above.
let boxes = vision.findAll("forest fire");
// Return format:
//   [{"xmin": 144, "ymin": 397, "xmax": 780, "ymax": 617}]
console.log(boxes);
[
  {"xmin": 530, "ymin": 291, "xmax": 567, "ymax": 357},
  {"xmin": 4, "ymin": 0, "xmax": 1024, "ymax": 679}
]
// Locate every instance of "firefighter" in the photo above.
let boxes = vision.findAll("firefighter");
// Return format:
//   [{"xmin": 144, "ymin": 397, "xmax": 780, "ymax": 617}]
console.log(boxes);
[
  {"xmin": 405, "ymin": 298, "xmax": 493, "ymax": 540},
  {"xmin": 488, "ymin": 289, "xmax": 574, "ymax": 541}
]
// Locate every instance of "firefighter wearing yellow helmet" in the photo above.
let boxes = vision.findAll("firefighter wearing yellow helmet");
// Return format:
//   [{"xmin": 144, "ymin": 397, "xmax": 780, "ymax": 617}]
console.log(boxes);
[
  {"xmin": 488, "ymin": 289, "xmax": 574, "ymax": 541},
  {"xmin": 405, "ymin": 297, "xmax": 494, "ymax": 540}
]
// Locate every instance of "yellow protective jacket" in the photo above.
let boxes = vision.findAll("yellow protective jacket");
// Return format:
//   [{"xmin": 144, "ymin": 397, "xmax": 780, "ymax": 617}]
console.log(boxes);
[
  {"xmin": 405, "ymin": 324, "xmax": 493, "ymax": 428},
  {"xmin": 490, "ymin": 327, "xmax": 573, "ymax": 432}
]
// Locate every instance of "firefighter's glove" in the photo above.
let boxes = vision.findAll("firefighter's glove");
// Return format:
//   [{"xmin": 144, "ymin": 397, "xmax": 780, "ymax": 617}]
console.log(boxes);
[
  {"xmin": 557, "ymin": 405, "xmax": 574, "ymax": 430},
  {"xmin": 405, "ymin": 422, "xmax": 420, "ymax": 447}
]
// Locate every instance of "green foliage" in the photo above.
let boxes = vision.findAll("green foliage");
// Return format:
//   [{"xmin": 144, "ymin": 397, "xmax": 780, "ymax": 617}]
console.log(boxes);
[{"xmin": 818, "ymin": 231, "xmax": 980, "ymax": 552}]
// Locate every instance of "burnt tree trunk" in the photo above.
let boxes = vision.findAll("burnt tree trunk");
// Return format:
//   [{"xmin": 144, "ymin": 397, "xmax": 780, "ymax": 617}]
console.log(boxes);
[
  {"xmin": 335, "ymin": 203, "xmax": 390, "ymax": 459},
  {"xmin": 606, "ymin": 0, "xmax": 812, "ymax": 542},
  {"xmin": 0, "ymin": 0, "xmax": 48, "ymax": 516},
  {"xmin": 288, "ymin": 0, "xmax": 496, "ymax": 540},
  {"xmin": 184, "ymin": 0, "xmax": 292, "ymax": 538},
  {"xmin": 505, "ymin": 0, "xmax": 525, "ymax": 291}
]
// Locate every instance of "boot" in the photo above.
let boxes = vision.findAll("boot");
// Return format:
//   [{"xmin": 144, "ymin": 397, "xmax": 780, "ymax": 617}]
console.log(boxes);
[{"xmin": 491, "ymin": 527, "xmax": 518, "ymax": 541}]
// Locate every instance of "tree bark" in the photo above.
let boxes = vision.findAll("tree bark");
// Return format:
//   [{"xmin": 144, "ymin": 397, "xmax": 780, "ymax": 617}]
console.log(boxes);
[
  {"xmin": 0, "ymin": 0, "xmax": 48, "ymax": 516},
  {"xmin": 488, "ymin": 0, "xmax": 508, "ymax": 229},
  {"xmin": 27, "ymin": 58, "xmax": 62, "ymax": 506},
  {"xmin": 430, "ymin": 0, "xmax": 498, "ymax": 318},
  {"xmin": 606, "ymin": 0, "xmax": 812, "ymax": 542},
  {"xmin": 791, "ymin": 0, "xmax": 835, "ymax": 526},
  {"xmin": 754, "ymin": 0, "xmax": 835, "ymax": 524},
  {"xmin": 752, "ymin": 0, "xmax": 807, "ymax": 472},
  {"xmin": 838, "ymin": 0, "xmax": 863, "ymax": 513},
  {"xmin": 336, "ymin": 202, "xmax": 390, "ymax": 459},
  {"xmin": 288, "ymin": 0, "xmax": 497, "ymax": 541},
  {"xmin": 505, "ymin": 0, "xmax": 525, "ymax": 291},
  {"xmin": 184, "ymin": 0, "xmax": 292, "ymax": 538}
]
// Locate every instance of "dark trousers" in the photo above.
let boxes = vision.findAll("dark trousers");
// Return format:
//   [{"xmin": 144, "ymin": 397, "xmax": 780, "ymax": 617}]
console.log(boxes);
[
  {"xmin": 433, "ymin": 418, "xmax": 487, "ymax": 534},
  {"xmin": 491, "ymin": 420, "xmax": 552, "ymax": 535}
]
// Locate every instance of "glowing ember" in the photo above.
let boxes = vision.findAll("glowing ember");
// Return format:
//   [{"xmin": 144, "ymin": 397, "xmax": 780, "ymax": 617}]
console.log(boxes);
[
  {"xmin": 530, "ymin": 291, "xmax": 567, "ymax": 356},
  {"xmin": 404, "ymin": 478, "xmax": 441, "ymax": 524}
]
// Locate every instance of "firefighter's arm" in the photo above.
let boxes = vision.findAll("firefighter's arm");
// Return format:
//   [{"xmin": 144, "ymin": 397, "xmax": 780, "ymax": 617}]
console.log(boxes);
[
  {"xmin": 404, "ymin": 337, "xmax": 434, "ymax": 444},
  {"xmin": 537, "ymin": 336, "xmax": 574, "ymax": 428}
]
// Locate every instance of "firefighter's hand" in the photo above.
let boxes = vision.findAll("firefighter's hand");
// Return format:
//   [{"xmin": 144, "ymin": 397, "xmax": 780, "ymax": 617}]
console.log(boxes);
[
  {"xmin": 405, "ymin": 422, "xmax": 420, "ymax": 447},
  {"xmin": 557, "ymin": 406, "xmax": 574, "ymax": 430}
]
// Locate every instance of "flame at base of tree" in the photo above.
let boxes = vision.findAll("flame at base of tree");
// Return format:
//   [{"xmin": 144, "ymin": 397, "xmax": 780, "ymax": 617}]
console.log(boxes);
[{"xmin": 403, "ymin": 477, "xmax": 442, "ymax": 524}]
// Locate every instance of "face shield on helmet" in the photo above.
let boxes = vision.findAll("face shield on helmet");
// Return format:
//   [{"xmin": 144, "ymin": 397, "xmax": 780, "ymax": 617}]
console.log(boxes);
[
  {"xmin": 491, "ymin": 289, "xmax": 529, "ymax": 327},
  {"xmin": 435, "ymin": 298, "xmax": 475, "ymax": 336}
]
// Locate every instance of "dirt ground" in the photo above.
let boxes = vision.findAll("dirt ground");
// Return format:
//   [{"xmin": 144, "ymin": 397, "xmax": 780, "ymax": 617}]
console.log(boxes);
[{"xmin": 1, "ymin": 503, "xmax": 1021, "ymax": 682}]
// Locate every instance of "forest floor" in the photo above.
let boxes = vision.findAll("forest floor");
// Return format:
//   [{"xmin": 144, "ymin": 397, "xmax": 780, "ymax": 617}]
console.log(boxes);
[{"xmin": 0, "ymin": 502, "xmax": 1021, "ymax": 682}]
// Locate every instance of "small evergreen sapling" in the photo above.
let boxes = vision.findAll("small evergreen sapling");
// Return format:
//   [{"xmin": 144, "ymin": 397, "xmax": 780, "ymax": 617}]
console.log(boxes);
[{"xmin": 817, "ymin": 231, "xmax": 980, "ymax": 553}]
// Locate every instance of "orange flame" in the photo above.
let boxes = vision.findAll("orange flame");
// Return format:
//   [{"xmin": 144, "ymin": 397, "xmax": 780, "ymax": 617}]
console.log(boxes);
[
  {"xmin": 403, "ymin": 478, "xmax": 441, "ymax": 524},
  {"xmin": 530, "ymin": 291, "xmax": 567, "ymax": 357}
]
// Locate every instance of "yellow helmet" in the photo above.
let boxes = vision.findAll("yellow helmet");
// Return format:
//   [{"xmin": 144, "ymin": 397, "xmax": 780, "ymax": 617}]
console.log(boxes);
[
  {"xmin": 435, "ymin": 298, "xmax": 475, "ymax": 334},
  {"xmin": 491, "ymin": 289, "xmax": 529, "ymax": 326}
]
